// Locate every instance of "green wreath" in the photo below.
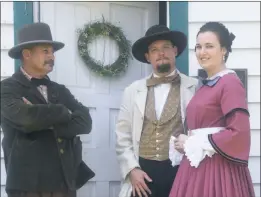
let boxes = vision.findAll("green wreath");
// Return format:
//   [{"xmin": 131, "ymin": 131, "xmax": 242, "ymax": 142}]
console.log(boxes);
[{"xmin": 77, "ymin": 20, "xmax": 132, "ymax": 77}]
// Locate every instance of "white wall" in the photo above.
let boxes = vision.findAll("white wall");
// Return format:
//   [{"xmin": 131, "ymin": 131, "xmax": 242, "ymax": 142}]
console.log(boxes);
[
  {"xmin": 1, "ymin": 2, "xmax": 14, "ymax": 196},
  {"xmin": 1, "ymin": 2, "xmax": 14, "ymax": 81},
  {"xmin": 188, "ymin": 2, "xmax": 260, "ymax": 196}
]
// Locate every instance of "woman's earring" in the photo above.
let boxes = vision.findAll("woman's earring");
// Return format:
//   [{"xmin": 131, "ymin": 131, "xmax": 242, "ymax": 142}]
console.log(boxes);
[{"xmin": 223, "ymin": 55, "xmax": 225, "ymax": 61}]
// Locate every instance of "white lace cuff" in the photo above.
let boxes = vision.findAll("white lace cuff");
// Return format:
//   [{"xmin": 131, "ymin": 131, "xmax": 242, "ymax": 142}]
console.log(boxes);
[
  {"xmin": 169, "ymin": 136, "xmax": 184, "ymax": 166},
  {"xmin": 184, "ymin": 134, "xmax": 216, "ymax": 168}
]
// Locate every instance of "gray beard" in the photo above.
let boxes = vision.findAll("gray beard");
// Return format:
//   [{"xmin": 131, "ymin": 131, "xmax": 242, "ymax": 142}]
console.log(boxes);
[{"xmin": 157, "ymin": 63, "xmax": 171, "ymax": 73}]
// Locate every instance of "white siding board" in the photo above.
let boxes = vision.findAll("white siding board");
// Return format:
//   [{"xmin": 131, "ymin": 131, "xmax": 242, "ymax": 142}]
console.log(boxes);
[
  {"xmin": 249, "ymin": 157, "xmax": 261, "ymax": 184},
  {"xmin": 1, "ymin": 131, "xmax": 5, "ymax": 197},
  {"xmin": 189, "ymin": 22, "xmax": 260, "ymax": 49},
  {"xmin": 1, "ymin": 4, "xmax": 14, "ymax": 79},
  {"xmin": 1, "ymin": 186, "xmax": 7, "ymax": 197},
  {"xmin": 1, "ymin": 159, "xmax": 6, "ymax": 186},
  {"xmin": 254, "ymin": 183, "xmax": 260, "ymax": 197},
  {"xmin": 189, "ymin": 48, "xmax": 260, "ymax": 76},
  {"xmin": 249, "ymin": 103, "xmax": 260, "ymax": 130},
  {"xmin": 1, "ymin": 24, "xmax": 14, "ymax": 50},
  {"xmin": 250, "ymin": 130, "xmax": 260, "ymax": 157},
  {"xmin": 1, "ymin": 50, "xmax": 14, "ymax": 77},
  {"xmin": 189, "ymin": 2, "xmax": 260, "ymax": 22},
  {"xmin": 248, "ymin": 76, "xmax": 260, "ymax": 103},
  {"xmin": 1, "ymin": 2, "xmax": 13, "ymax": 24},
  {"xmin": 226, "ymin": 49, "xmax": 260, "ymax": 76},
  {"xmin": 1, "ymin": 132, "xmax": 3, "ymax": 159}
]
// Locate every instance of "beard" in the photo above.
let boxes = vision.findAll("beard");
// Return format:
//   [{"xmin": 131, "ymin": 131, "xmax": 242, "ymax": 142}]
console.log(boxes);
[{"xmin": 157, "ymin": 63, "xmax": 171, "ymax": 73}]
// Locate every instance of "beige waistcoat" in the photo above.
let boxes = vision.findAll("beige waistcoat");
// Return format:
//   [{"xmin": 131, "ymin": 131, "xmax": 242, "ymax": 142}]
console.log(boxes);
[{"xmin": 139, "ymin": 76, "xmax": 184, "ymax": 161}]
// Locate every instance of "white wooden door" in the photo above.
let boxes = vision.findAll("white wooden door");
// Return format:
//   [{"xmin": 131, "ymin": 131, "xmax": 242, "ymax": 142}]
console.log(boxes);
[{"xmin": 40, "ymin": 2, "xmax": 158, "ymax": 197}]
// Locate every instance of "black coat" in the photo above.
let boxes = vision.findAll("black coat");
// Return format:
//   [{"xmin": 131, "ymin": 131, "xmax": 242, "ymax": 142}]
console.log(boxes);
[{"xmin": 0, "ymin": 69, "xmax": 95, "ymax": 192}]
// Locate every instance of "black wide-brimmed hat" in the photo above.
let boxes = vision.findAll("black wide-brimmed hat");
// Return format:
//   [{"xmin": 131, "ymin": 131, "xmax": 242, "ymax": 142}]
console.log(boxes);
[
  {"xmin": 8, "ymin": 22, "xmax": 65, "ymax": 59},
  {"xmin": 132, "ymin": 25, "xmax": 187, "ymax": 63}
]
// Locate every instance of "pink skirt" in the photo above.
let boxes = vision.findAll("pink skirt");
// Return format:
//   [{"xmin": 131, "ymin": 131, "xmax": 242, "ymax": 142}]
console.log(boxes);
[{"xmin": 169, "ymin": 154, "xmax": 255, "ymax": 197}]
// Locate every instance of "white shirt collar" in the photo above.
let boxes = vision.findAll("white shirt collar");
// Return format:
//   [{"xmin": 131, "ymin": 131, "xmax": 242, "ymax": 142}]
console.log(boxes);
[
  {"xmin": 20, "ymin": 67, "xmax": 32, "ymax": 80},
  {"xmin": 153, "ymin": 69, "xmax": 177, "ymax": 78},
  {"xmin": 208, "ymin": 69, "xmax": 235, "ymax": 80}
]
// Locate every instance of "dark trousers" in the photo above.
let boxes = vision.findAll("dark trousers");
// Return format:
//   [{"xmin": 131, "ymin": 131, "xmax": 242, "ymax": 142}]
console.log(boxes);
[
  {"xmin": 7, "ymin": 191, "xmax": 76, "ymax": 197},
  {"xmin": 131, "ymin": 157, "xmax": 179, "ymax": 197}
]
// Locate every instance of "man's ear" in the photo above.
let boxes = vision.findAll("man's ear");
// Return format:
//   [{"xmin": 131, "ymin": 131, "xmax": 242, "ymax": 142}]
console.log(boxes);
[
  {"xmin": 145, "ymin": 53, "xmax": 150, "ymax": 63},
  {"xmin": 22, "ymin": 49, "xmax": 31, "ymax": 60},
  {"xmin": 173, "ymin": 46, "xmax": 178, "ymax": 57}
]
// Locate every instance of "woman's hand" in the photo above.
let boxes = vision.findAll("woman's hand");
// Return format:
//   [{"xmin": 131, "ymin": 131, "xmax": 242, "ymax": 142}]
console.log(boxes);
[{"xmin": 174, "ymin": 134, "xmax": 189, "ymax": 153}]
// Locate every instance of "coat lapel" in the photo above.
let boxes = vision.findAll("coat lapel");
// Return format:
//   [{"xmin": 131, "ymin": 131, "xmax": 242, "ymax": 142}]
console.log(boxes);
[
  {"xmin": 135, "ymin": 86, "xmax": 147, "ymax": 118},
  {"xmin": 135, "ymin": 75, "xmax": 151, "ymax": 117},
  {"xmin": 179, "ymin": 72, "xmax": 197, "ymax": 125},
  {"xmin": 12, "ymin": 69, "xmax": 48, "ymax": 104}
]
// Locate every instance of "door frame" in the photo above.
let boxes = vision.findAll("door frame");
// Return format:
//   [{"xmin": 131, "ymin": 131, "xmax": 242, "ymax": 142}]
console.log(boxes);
[
  {"xmin": 167, "ymin": 2, "xmax": 189, "ymax": 75},
  {"xmin": 13, "ymin": 2, "xmax": 34, "ymax": 71}
]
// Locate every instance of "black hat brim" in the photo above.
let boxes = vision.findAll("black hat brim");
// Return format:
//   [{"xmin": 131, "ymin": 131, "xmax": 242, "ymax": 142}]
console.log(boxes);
[
  {"xmin": 132, "ymin": 31, "xmax": 187, "ymax": 63},
  {"xmin": 8, "ymin": 40, "xmax": 65, "ymax": 59}
]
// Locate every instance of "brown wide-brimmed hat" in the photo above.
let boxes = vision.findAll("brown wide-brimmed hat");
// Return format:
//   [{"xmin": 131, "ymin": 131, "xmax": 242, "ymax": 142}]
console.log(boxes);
[
  {"xmin": 8, "ymin": 22, "xmax": 65, "ymax": 59},
  {"xmin": 132, "ymin": 25, "xmax": 187, "ymax": 63}
]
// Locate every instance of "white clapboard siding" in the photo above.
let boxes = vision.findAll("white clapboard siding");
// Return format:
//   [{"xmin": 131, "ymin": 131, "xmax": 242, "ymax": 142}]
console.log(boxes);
[
  {"xmin": 1, "ymin": 2, "xmax": 14, "ymax": 196},
  {"xmin": 1, "ymin": 131, "xmax": 6, "ymax": 197},
  {"xmin": 1, "ymin": 2, "xmax": 14, "ymax": 78},
  {"xmin": 189, "ymin": 48, "xmax": 260, "ymax": 76},
  {"xmin": 189, "ymin": 21, "xmax": 260, "ymax": 50},
  {"xmin": 188, "ymin": 2, "xmax": 260, "ymax": 196},
  {"xmin": 189, "ymin": 2, "xmax": 260, "ymax": 22}
]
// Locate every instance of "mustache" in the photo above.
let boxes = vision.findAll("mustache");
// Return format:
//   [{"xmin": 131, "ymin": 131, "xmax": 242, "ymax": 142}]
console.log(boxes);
[
  {"xmin": 156, "ymin": 57, "xmax": 169, "ymax": 61},
  {"xmin": 44, "ymin": 60, "xmax": 54, "ymax": 66}
]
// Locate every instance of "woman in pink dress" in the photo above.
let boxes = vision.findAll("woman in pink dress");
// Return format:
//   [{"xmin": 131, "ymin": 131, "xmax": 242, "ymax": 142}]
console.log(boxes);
[{"xmin": 169, "ymin": 22, "xmax": 255, "ymax": 197}]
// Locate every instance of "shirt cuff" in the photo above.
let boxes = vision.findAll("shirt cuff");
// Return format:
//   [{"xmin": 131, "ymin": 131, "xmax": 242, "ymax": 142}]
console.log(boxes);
[
  {"xmin": 169, "ymin": 136, "xmax": 184, "ymax": 166},
  {"xmin": 184, "ymin": 134, "xmax": 216, "ymax": 168}
]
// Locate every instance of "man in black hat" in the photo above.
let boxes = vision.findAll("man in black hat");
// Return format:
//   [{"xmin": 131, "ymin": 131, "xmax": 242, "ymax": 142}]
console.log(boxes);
[
  {"xmin": 115, "ymin": 25, "xmax": 198, "ymax": 197},
  {"xmin": 1, "ymin": 22, "xmax": 95, "ymax": 197}
]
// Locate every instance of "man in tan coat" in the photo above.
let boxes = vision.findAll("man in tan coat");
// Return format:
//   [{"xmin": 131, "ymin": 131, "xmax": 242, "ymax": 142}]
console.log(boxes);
[{"xmin": 115, "ymin": 25, "xmax": 198, "ymax": 197}]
